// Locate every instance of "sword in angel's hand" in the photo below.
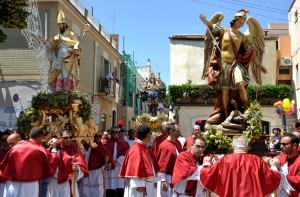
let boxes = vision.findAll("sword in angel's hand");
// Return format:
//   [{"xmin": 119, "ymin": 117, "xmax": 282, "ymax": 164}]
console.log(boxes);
[{"xmin": 200, "ymin": 15, "xmax": 221, "ymax": 52}]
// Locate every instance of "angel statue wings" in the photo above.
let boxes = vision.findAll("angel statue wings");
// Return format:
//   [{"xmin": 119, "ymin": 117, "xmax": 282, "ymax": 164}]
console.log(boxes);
[{"xmin": 200, "ymin": 9, "xmax": 267, "ymax": 124}]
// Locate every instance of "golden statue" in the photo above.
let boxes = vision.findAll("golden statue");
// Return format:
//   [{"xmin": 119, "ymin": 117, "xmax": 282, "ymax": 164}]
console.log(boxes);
[
  {"xmin": 200, "ymin": 9, "xmax": 267, "ymax": 124},
  {"xmin": 39, "ymin": 10, "xmax": 89, "ymax": 91}
]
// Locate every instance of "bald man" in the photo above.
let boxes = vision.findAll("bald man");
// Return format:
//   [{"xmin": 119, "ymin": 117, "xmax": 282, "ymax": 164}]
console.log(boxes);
[
  {"xmin": 7, "ymin": 133, "xmax": 22, "ymax": 148},
  {"xmin": 185, "ymin": 125, "xmax": 201, "ymax": 149}
]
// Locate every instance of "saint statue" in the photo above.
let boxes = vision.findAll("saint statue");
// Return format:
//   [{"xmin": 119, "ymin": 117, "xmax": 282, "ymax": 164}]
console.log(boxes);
[
  {"xmin": 40, "ymin": 10, "xmax": 86, "ymax": 91},
  {"xmin": 145, "ymin": 71, "xmax": 161, "ymax": 116},
  {"xmin": 200, "ymin": 9, "xmax": 267, "ymax": 125}
]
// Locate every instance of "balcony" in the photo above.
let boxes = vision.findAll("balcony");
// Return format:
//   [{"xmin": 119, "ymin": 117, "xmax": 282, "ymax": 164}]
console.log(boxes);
[{"xmin": 98, "ymin": 78, "xmax": 119, "ymax": 98}]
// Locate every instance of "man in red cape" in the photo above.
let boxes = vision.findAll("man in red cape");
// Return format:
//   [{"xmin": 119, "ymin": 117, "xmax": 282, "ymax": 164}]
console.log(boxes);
[
  {"xmin": 1, "ymin": 127, "xmax": 59, "ymax": 197},
  {"xmin": 47, "ymin": 129, "xmax": 88, "ymax": 196},
  {"xmin": 152, "ymin": 121, "xmax": 169, "ymax": 157},
  {"xmin": 79, "ymin": 131, "xmax": 115, "ymax": 197},
  {"xmin": 119, "ymin": 124, "xmax": 159, "ymax": 196},
  {"xmin": 0, "ymin": 131, "xmax": 11, "ymax": 194},
  {"xmin": 156, "ymin": 123, "xmax": 182, "ymax": 197},
  {"xmin": 200, "ymin": 136, "xmax": 281, "ymax": 197},
  {"xmin": 103, "ymin": 126, "xmax": 129, "ymax": 197},
  {"xmin": 172, "ymin": 136, "xmax": 209, "ymax": 196},
  {"xmin": 185, "ymin": 125, "xmax": 201, "ymax": 150},
  {"xmin": 276, "ymin": 134, "xmax": 300, "ymax": 196}
]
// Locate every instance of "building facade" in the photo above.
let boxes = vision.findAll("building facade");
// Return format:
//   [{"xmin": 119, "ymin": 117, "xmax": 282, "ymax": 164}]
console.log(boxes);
[
  {"xmin": 289, "ymin": 0, "xmax": 300, "ymax": 120},
  {"xmin": 169, "ymin": 29, "xmax": 295, "ymax": 137},
  {"xmin": 0, "ymin": 0, "xmax": 123, "ymax": 131}
]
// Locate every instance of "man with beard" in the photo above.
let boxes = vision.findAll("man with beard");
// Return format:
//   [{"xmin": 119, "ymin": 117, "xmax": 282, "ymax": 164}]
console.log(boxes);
[
  {"xmin": 172, "ymin": 137, "xmax": 208, "ymax": 196},
  {"xmin": 40, "ymin": 10, "xmax": 82, "ymax": 91},
  {"xmin": 274, "ymin": 134, "xmax": 300, "ymax": 196}
]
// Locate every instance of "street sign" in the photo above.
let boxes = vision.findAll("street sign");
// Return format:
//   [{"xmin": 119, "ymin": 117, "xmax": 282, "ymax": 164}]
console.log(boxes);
[{"xmin": 91, "ymin": 104, "xmax": 100, "ymax": 125}]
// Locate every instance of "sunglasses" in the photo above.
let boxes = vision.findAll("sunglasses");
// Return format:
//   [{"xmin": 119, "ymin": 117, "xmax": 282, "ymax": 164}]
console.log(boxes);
[
  {"xmin": 95, "ymin": 135, "xmax": 102, "ymax": 138},
  {"xmin": 1, "ymin": 138, "xmax": 7, "ymax": 142},
  {"xmin": 62, "ymin": 136, "xmax": 73, "ymax": 140},
  {"xmin": 111, "ymin": 131, "xmax": 119, "ymax": 134}
]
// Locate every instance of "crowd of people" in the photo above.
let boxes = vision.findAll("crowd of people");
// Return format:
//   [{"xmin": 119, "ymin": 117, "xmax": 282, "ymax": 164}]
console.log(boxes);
[{"xmin": 0, "ymin": 120, "xmax": 298, "ymax": 197}]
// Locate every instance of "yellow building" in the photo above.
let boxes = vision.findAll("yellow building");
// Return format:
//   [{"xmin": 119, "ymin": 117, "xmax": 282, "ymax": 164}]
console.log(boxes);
[{"xmin": 0, "ymin": 0, "xmax": 123, "ymax": 131}]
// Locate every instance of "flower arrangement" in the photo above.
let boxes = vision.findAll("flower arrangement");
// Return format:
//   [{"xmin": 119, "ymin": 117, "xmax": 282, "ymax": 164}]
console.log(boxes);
[
  {"xmin": 243, "ymin": 101, "xmax": 263, "ymax": 141},
  {"xmin": 17, "ymin": 91, "xmax": 92, "ymax": 138},
  {"xmin": 135, "ymin": 113, "xmax": 169, "ymax": 133},
  {"xmin": 202, "ymin": 125, "xmax": 232, "ymax": 152}
]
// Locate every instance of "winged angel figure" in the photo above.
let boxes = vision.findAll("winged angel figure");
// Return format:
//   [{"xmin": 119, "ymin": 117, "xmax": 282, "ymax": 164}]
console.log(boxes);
[{"xmin": 200, "ymin": 9, "xmax": 267, "ymax": 124}]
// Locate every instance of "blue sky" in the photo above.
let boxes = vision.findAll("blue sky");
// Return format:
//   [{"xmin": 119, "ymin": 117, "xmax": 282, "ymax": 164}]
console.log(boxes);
[{"xmin": 80, "ymin": 0, "xmax": 293, "ymax": 88}]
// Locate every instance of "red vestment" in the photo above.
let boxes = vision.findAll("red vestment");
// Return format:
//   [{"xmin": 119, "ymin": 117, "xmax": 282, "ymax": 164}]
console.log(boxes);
[
  {"xmin": 172, "ymin": 150, "xmax": 197, "ymax": 184},
  {"xmin": 0, "ymin": 140, "xmax": 59, "ymax": 181},
  {"xmin": 58, "ymin": 144, "xmax": 89, "ymax": 183},
  {"xmin": 103, "ymin": 138, "xmax": 129, "ymax": 159},
  {"xmin": 156, "ymin": 139, "xmax": 182, "ymax": 175},
  {"xmin": 88, "ymin": 142, "xmax": 115, "ymax": 170},
  {"xmin": 0, "ymin": 149, "xmax": 9, "ymax": 163},
  {"xmin": 152, "ymin": 135, "xmax": 167, "ymax": 157},
  {"xmin": 119, "ymin": 141, "xmax": 159, "ymax": 178},
  {"xmin": 200, "ymin": 153, "xmax": 281, "ymax": 197},
  {"xmin": 185, "ymin": 135, "xmax": 193, "ymax": 150},
  {"xmin": 172, "ymin": 150, "xmax": 198, "ymax": 196},
  {"xmin": 278, "ymin": 153, "xmax": 300, "ymax": 196}
]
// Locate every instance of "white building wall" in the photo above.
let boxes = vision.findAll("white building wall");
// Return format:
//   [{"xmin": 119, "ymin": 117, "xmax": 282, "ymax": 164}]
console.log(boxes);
[
  {"xmin": 170, "ymin": 39, "xmax": 207, "ymax": 85},
  {"xmin": 289, "ymin": 0, "xmax": 300, "ymax": 120}
]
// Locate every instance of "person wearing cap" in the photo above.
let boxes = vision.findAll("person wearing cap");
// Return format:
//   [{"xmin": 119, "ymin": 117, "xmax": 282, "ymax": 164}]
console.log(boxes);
[
  {"xmin": 200, "ymin": 9, "xmax": 267, "ymax": 118},
  {"xmin": 1, "ymin": 127, "xmax": 59, "ymax": 197},
  {"xmin": 39, "ymin": 10, "xmax": 82, "ymax": 91},
  {"xmin": 200, "ymin": 136, "xmax": 280, "ymax": 196}
]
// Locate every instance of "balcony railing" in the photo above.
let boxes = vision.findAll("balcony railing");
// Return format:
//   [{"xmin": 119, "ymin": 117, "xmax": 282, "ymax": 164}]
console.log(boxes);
[
  {"xmin": 98, "ymin": 78, "xmax": 118, "ymax": 97},
  {"xmin": 68, "ymin": 0, "xmax": 117, "ymax": 50}
]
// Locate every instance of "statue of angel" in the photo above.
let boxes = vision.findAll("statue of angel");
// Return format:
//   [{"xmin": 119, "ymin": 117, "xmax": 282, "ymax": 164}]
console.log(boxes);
[{"xmin": 200, "ymin": 9, "xmax": 267, "ymax": 122}]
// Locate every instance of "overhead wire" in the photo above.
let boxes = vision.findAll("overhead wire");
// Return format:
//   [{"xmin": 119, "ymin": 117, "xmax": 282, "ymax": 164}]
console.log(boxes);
[{"xmin": 192, "ymin": 0, "xmax": 290, "ymax": 22}]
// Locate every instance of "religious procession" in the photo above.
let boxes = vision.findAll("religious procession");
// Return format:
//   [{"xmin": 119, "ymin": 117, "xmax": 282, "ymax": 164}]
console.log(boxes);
[{"xmin": 0, "ymin": 0, "xmax": 300, "ymax": 197}]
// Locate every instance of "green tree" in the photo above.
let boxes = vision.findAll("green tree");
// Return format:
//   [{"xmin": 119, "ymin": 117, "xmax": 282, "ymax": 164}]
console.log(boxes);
[{"xmin": 0, "ymin": 0, "xmax": 30, "ymax": 42}]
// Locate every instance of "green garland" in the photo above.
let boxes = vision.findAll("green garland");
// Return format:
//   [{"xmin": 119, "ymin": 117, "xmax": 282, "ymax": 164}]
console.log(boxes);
[
  {"xmin": 243, "ymin": 100, "xmax": 263, "ymax": 141},
  {"xmin": 17, "ymin": 91, "xmax": 92, "ymax": 138}
]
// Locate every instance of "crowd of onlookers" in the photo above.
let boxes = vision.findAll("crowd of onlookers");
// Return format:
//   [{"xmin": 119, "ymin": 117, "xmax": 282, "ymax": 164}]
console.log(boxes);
[{"xmin": 0, "ymin": 119, "xmax": 298, "ymax": 197}]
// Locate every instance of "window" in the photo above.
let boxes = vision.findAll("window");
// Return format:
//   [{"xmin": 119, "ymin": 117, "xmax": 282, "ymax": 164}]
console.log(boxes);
[
  {"xmin": 101, "ymin": 114, "xmax": 106, "ymax": 131},
  {"xmin": 279, "ymin": 68, "xmax": 290, "ymax": 74},
  {"xmin": 112, "ymin": 110, "xmax": 116, "ymax": 127},
  {"xmin": 102, "ymin": 57, "xmax": 110, "ymax": 78},
  {"xmin": 262, "ymin": 121, "xmax": 270, "ymax": 134}
]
